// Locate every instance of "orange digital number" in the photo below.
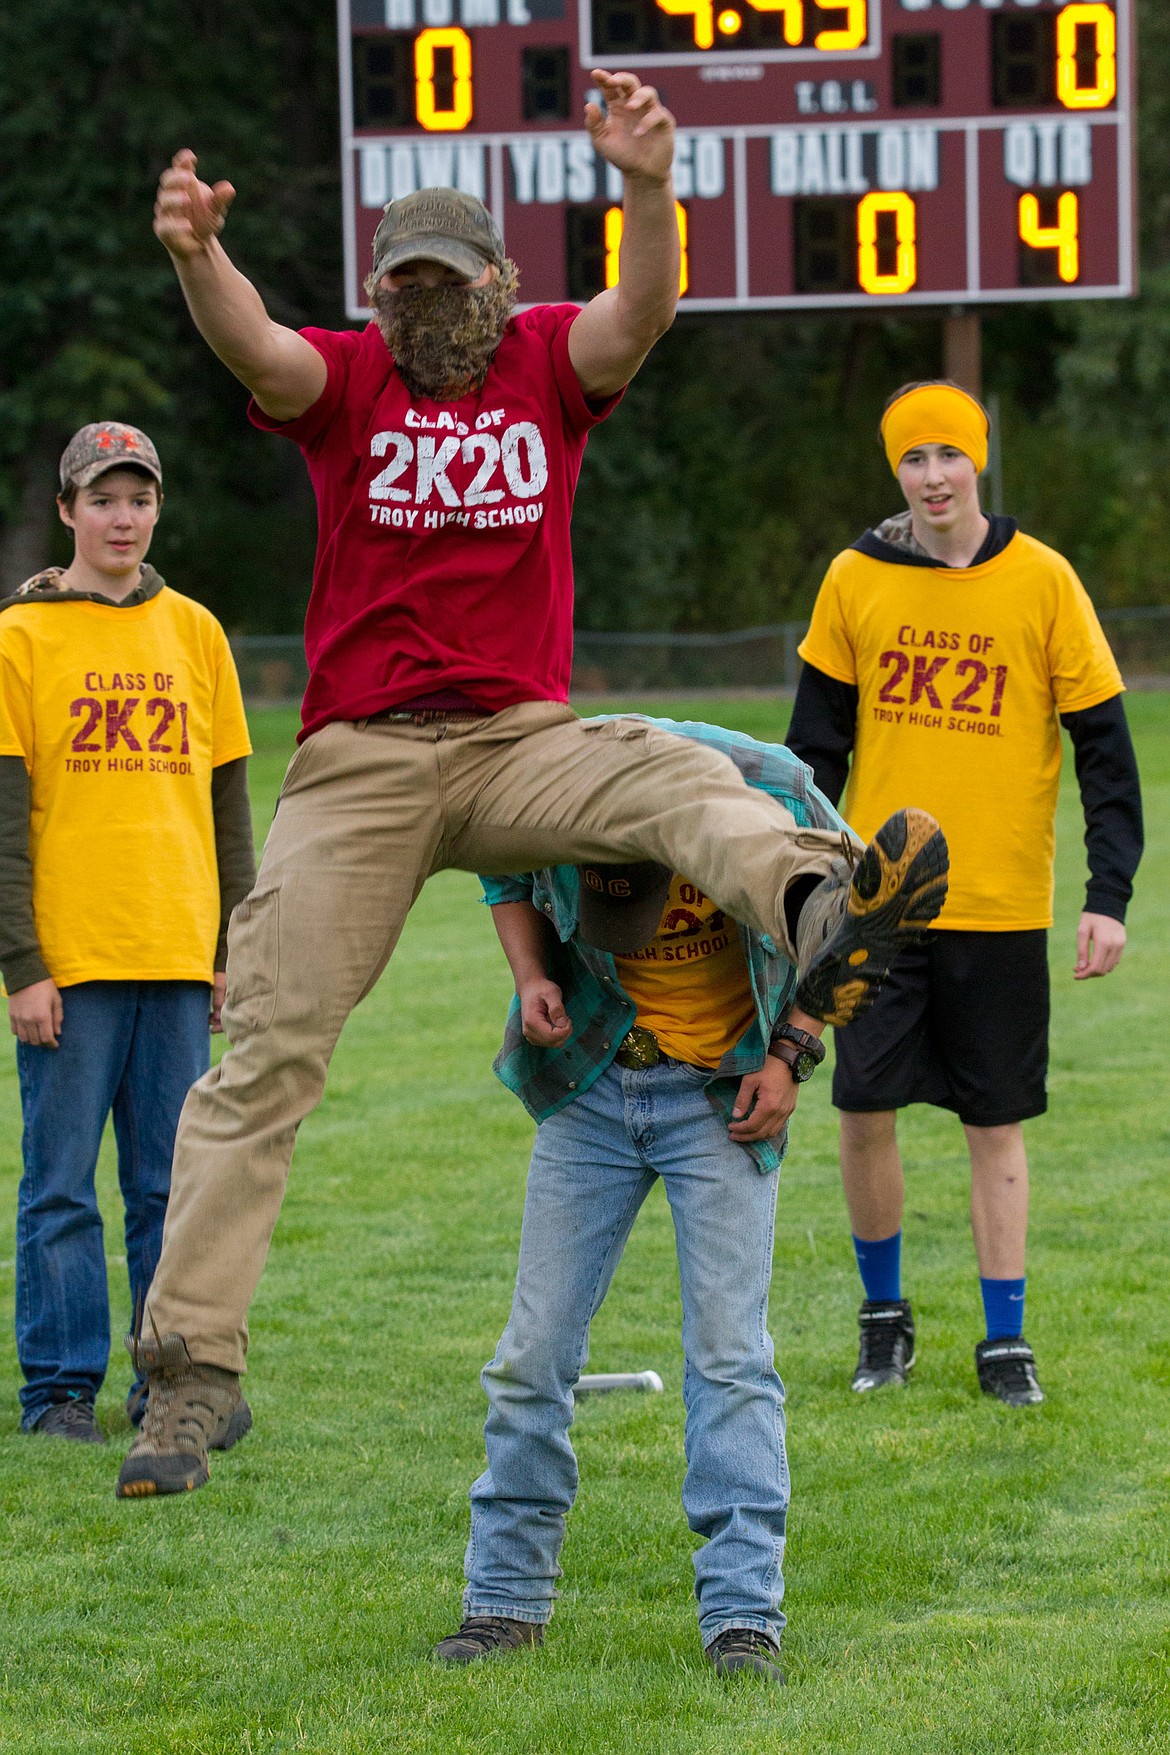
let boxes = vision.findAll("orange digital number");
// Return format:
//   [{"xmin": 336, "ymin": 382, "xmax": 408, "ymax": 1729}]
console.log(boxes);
[
  {"xmin": 605, "ymin": 203, "xmax": 689, "ymax": 297},
  {"xmin": 743, "ymin": 0, "xmax": 803, "ymax": 47},
  {"xmin": 656, "ymin": 0, "xmax": 716, "ymax": 48},
  {"xmin": 857, "ymin": 192, "xmax": 917, "ymax": 296},
  {"xmin": 813, "ymin": 0, "xmax": 866, "ymax": 52},
  {"xmin": 414, "ymin": 27, "xmax": 473, "ymax": 132},
  {"xmin": 1019, "ymin": 192, "xmax": 1080, "ymax": 283},
  {"xmin": 1056, "ymin": 3, "xmax": 1117, "ymax": 110},
  {"xmin": 653, "ymin": 0, "xmax": 865, "ymax": 51},
  {"xmin": 604, "ymin": 207, "xmax": 622, "ymax": 287}
]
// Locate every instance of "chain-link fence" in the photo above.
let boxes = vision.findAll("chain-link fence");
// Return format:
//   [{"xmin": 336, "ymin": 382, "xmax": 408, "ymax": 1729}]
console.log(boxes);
[
  {"xmin": 1090, "ymin": 606, "xmax": 1170, "ymax": 685},
  {"xmin": 231, "ymin": 606, "xmax": 1170, "ymax": 704},
  {"xmin": 231, "ymin": 635, "xmax": 307, "ymax": 704}
]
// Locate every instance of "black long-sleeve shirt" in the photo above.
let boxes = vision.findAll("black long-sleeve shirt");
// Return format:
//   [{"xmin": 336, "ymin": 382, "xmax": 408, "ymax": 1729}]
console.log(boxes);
[{"xmin": 787, "ymin": 661, "xmax": 1143, "ymax": 923}]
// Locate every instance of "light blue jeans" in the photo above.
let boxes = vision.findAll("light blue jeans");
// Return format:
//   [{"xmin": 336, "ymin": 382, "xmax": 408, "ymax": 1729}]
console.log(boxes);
[{"xmin": 464, "ymin": 1058, "xmax": 788, "ymax": 1648}]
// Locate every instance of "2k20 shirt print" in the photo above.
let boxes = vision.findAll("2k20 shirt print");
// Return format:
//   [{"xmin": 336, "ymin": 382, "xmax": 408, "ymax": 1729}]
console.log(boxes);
[{"xmin": 365, "ymin": 404, "xmax": 550, "ymax": 535}]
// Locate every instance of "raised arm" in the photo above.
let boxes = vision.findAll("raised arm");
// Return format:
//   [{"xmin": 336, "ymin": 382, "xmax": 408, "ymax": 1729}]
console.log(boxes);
[
  {"xmin": 567, "ymin": 71, "xmax": 679, "ymax": 399},
  {"xmin": 490, "ymin": 901, "xmax": 572, "ymax": 1048},
  {"xmin": 153, "ymin": 149, "xmax": 327, "ymax": 422}
]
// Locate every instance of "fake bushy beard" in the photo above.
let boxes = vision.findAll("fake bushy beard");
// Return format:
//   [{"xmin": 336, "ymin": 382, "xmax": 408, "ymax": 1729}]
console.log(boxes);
[{"xmin": 369, "ymin": 261, "xmax": 520, "ymax": 401}]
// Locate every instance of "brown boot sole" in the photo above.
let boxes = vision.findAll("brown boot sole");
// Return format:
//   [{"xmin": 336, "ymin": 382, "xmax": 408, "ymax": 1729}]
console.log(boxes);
[{"xmin": 116, "ymin": 1457, "xmax": 210, "ymax": 1498}]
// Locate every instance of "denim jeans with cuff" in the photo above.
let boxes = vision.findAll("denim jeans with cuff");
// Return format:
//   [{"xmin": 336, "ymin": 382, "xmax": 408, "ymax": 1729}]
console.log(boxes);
[
  {"xmin": 464, "ymin": 1057, "xmax": 788, "ymax": 1649},
  {"xmin": 15, "ymin": 980, "xmax": 210, "ymax": 1428}
]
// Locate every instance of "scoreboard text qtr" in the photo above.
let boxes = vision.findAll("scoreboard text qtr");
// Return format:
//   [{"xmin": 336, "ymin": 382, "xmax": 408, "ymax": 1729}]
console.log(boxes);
[{"xmin": 338, "ymin": 0, "xmax": 1135, "ymax": 314}]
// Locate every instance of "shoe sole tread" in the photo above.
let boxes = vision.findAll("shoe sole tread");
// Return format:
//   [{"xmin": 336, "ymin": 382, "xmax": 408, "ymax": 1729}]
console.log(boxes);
[
  {"xmin": 796, "ymin": 811, "xmax": 948, "ymax": 1026},
  {"xmin": 116, "ymin": 1459, "xmax": 210, "ymax": 1498}
]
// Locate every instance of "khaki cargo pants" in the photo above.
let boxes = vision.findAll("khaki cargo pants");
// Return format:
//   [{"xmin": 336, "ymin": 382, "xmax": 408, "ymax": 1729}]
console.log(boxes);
[{"xmin": 145, "ymin": 704, "xmax": 846, "ymax": 1371}]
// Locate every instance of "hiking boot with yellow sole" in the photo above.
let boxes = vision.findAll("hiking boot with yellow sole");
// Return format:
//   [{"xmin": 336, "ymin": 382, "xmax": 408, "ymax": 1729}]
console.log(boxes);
[
  {"xmin": 794, "ymin": 809, "xmax": 949, "ymax": 1028},
  {"xmin": 115, "ymin": 1334, "xmax": 251, "ymax": 1499}
]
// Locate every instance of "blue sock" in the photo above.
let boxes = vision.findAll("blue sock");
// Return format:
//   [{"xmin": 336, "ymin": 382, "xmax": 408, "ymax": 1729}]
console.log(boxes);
[
  {"xmin": 852, "ymin": 1231, "xmax": 902, "ymax": 1304},
  {"xmin": 980, "ymin": 1277, "xmax": 1026, "ymax": 1341}
]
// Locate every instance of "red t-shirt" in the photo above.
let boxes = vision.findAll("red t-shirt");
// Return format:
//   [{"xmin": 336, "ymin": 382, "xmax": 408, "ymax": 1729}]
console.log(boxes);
[{"xmin": 249, "ymin": 306, "xmax": 620, "ymax": 739}]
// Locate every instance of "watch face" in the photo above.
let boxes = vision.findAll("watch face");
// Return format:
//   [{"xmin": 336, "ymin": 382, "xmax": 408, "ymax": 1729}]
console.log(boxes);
[{"xmin": 794, "ymin": 1050, "xmax": 818, "ymax": 1083}]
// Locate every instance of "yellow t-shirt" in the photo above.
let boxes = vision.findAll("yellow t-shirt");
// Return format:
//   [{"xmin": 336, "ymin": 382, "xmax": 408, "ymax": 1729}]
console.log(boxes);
[
  {"xmin": 798, "ymin": 532, "xmax": 1123, "ymax": 930},
  {"xmin": 0, "ymin": 587, "xmax": 252, "ymax": 985},
  {"xmin": 614, "ymin": 874, "xmax": 757, "ymax": 1068}
]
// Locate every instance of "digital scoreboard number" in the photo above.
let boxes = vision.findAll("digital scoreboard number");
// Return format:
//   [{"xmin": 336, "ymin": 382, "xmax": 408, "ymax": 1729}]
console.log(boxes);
[{"xmin": 338, "ymin": 0, "xmax": 1135, "ymax": 314}]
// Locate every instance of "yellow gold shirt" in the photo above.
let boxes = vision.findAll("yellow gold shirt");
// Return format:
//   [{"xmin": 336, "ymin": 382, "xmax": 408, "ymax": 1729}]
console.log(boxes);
[
  {"xmin": 799, "ymin": 532, "xmax": 1123, "ymax": 930},
  {"xmin": 0, "ymin": 588, "xmax": 251, "ymax": 985},
  {"xmin": 614, "ymin": 874, "xmax": 756, "ymax": 1068}
]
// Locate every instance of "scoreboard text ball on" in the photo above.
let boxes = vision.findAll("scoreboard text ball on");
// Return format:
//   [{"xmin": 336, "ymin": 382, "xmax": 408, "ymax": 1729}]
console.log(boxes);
[{"xmin": 338, "ymin": 0, "xmax": 1135, "ymax": 314}]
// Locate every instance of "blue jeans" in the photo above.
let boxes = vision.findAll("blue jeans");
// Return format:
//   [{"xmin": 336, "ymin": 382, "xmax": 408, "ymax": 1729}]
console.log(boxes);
[
  {"xmin": 15, "ymin": 981, "xmax": 210, "ymax": 1427},
  {"xmin": 465, "ymin": 1059, "xmax": 788, "ymax": 1648}
]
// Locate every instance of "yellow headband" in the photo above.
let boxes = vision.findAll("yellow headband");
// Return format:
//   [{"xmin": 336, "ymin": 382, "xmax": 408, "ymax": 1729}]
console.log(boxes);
[{"xmin": 881, "ymin": 385, "xmax": 990, "ymax": 476}]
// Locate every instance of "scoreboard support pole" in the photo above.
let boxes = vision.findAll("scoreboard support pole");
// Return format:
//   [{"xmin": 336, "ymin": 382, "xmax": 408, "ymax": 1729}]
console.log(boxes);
[
  {"xmin": 941, "ymin": 311, "xmax": 1005, "ymax": 515},
  {"xmin": 943, "ymin": 309, "xmax": 983, "ymax": 403}
]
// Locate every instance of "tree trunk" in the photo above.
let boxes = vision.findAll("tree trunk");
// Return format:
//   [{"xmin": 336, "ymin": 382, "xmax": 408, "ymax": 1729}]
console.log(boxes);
[{"xmin": 0, "ymin": 436, "xmax": 58, "ymax": 595}]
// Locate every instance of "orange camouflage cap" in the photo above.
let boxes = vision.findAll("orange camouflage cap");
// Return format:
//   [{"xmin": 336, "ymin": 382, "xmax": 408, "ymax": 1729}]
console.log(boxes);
[{"xmin": 59, "ymin": 423, "xmax": 162, "ymax": 491}]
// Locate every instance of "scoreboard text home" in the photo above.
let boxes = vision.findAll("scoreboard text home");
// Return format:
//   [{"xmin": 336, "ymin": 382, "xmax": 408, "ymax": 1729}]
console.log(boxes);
[{"xmin": 338, "ymin": 0, "xmax": 1135, "ymax": 314}]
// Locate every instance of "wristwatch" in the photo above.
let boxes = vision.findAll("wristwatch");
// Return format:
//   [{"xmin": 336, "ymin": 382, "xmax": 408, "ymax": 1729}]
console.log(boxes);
[{"xmin": 769, "ymin": 1022, "xmax": 827, "ymax": 1084}]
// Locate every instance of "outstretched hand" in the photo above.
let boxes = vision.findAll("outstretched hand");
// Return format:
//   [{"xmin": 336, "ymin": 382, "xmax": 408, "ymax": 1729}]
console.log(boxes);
[
  {"xmin": 154, "ymin": 148, "xmax": 236, "ymax": 260},
  {"xmin": 585, "ymin": 70, "xmax": 675, "ymax": 185}
]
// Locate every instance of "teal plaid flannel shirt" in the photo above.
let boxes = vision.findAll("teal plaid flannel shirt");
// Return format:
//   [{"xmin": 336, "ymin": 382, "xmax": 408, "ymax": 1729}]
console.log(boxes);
[{"xmin": 479, "ymin": 717, "xmax": 851, "ymax": 1174}]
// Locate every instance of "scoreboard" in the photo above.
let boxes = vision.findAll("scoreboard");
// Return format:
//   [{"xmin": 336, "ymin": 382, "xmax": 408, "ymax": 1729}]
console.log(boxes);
[{"xmin": 338, "ymin": 0, "xmax": 1135, "ymax": 314}]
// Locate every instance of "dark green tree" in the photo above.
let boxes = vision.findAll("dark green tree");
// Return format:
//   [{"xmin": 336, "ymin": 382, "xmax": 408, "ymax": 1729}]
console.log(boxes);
[{"xmin": 0, "ymin": 0, "xmax": 341, "ymax": 626}]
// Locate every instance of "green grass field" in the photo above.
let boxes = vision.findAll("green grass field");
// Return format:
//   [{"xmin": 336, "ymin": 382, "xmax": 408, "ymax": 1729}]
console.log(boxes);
[{"xmin": 1, "ymin": 696, "xmax": 1168, "ymax": 1754}]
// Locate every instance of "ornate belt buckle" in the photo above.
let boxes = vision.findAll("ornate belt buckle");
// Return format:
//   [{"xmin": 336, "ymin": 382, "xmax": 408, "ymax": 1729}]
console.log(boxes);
[{"xmin": 617, "ymin": 1024, "xmax": 660, "ymax": 1069}]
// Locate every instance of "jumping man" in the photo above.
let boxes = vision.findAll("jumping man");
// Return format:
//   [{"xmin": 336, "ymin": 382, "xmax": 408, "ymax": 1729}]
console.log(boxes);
[{"xmin": 118, "ymin": 88, "xmax": 948, "ymax": 1498}]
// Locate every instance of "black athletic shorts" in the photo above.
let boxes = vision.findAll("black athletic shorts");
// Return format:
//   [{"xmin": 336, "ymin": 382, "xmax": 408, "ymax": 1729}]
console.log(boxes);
[{"xmin": 831, "ymin": 929, "xmax": 1050, "ymax": 1128}]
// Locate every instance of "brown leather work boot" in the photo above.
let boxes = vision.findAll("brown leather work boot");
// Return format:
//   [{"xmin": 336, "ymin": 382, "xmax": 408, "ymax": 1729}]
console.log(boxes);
[
  {"xmin": 115, "ymin": 1333, "xmax": 252, "ymax": 1499},
  {"xmin": 431, "ymin": 1617, "xmax": 544, "ymax": 1665}
]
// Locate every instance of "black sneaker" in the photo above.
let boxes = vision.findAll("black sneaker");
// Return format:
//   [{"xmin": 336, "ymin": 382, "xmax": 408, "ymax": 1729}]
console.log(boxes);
[
  {"xmin": 795, "ymin": 809, "xmax": 949, "ymax": 1027},
  {"xmin": 706, "ymin": 1628, "xmax": 785, "ymax": 1683},
  {"xmin": 30, "ymin": 1398, "xmax": 106, "ymax": 1444},
  {"xmin": 431, "ymin": 1616, "xmax": 544, "ymax": 1665},
  {"xmin": 852, "ymin": 1299, "xmax": 916, "ymax": 1392},
  {"xmin": 975, "ymin": 1337, "xmax": 1044, "ymax": 1406}
]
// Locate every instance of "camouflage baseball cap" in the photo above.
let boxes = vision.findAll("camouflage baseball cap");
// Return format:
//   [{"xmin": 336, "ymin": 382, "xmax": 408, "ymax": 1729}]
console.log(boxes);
[
  {"xmin": 59, "ymin": 423, "xmax": 162, "ymax": 492},
  {"xmin": 370, "ymin": 187, "xmax": 505, "ymax": 285}
]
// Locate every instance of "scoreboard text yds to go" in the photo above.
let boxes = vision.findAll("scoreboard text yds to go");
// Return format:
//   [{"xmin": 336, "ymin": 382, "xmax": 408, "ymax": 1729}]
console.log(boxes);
[{"xmin": 337, "ymin": 0, "xmax": 1135, "ymax": 314}]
